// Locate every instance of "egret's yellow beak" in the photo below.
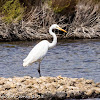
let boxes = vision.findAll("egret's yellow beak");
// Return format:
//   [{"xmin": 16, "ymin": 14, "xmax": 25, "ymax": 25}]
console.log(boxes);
[{"xmin": 58, "ymin": 27, "xmax": 67, "ymax": 33}]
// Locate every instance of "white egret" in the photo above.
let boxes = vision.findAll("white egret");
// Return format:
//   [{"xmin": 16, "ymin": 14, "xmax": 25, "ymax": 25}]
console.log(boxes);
[{"xmin": 23, "ymin": 24, "xmax": 67, "ymax": 77}]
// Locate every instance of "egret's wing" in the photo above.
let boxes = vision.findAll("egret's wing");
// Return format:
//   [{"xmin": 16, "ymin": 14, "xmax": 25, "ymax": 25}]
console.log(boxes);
[{"xmin": 23, "ymin": 40, "xmax": 49, "ymax": 66}]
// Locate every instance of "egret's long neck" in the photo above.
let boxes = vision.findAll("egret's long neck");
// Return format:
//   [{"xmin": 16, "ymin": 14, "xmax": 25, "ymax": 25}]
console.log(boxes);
[{"xmin": 48, "ymin": 27, "xmax": 57, "ymax": 49}]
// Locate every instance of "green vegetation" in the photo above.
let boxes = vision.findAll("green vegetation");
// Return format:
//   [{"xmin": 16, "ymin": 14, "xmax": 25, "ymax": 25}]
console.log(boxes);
[
  {"xmin": 50, "ymin": 0, "xmax": 99, "ymax": 13},
  {"xmin": 94, "ymin": 0, "xmax": 100, "ymax": 2},
  {"xmin": 49, "ymin": 0, "xmax": 78, "ymax": 13},
  {"xmin": 51, "ymin": 0, "xmax": 71, "ymax": 13},
  {"xmin": 1, "ymin": 0, "xmax": 24, "ymax": 23},
  {"xmin": 0, "ymin": 0, "xmax": 99, "ymax": 23}
]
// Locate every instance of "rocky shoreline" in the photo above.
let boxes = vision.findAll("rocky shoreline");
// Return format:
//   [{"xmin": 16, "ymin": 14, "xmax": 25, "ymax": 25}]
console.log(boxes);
[{"xmin": 0, "ymin": 76, "xmax": 100, "ymax": 100}]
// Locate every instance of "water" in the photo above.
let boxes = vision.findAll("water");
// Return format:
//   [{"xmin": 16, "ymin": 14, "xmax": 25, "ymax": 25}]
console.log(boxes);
[{"xmin": 0, "ymin": 39, "xmax": 100, "ymax": 82}]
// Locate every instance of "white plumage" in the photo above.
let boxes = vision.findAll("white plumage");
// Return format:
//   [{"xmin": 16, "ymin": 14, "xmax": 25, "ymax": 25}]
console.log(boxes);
[
  {"xmin": 23, "ymin": 24, "xmax": 67, "ymax": 77},
  {"xmin": 23, "ymin": 40, "xmax": 49, "ymax": 66}
]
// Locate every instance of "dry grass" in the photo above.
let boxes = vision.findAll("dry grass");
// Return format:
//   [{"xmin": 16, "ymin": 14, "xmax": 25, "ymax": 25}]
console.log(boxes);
[{"xmin": 68, "ymin": 0, "xmax": 100, "ymax": 38}]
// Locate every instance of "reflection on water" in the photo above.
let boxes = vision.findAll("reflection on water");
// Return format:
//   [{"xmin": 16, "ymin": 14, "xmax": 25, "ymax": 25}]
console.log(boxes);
[{"xmin": 0, "ymin": 39, "xmax": 100, "ymax": 82}]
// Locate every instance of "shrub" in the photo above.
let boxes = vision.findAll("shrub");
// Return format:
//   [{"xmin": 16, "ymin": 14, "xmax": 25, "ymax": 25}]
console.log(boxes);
[{"xmin": 1, "ymin": 0, "xmax": 24, "ymax": 23}]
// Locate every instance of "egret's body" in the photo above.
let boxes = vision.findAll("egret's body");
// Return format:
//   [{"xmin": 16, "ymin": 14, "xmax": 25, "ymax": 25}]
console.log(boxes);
[
  {"xmin": 23, "ymin": 24, "xmax": 67, "ymax": 77},
  {"xmin": 23, "ymin": 40, "xmax": 49, "ymax": 66}
]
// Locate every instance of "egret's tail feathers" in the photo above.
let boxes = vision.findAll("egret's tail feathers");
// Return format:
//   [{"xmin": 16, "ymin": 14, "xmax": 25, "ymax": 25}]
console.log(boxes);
[
  {"xmin": 23, "ymin": 56, "xmax": 35, "ymax": 67},
  {"xmin": 23, "ymin": 61, "xmax": 34, "ymax": 67},
  {"xmin": 23, "ymin": 58, "xmax": 27, "ymax": 62},
  {"xmin": 23, "ymin": 62, "xmax": 29, "ymax": 67}
]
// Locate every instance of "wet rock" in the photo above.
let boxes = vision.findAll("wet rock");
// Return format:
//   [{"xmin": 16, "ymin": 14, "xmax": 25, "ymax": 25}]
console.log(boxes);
[
  {"xmin": 43, "ymin": 92, "xmax": 67, "ymax": 100},
  {"xmin": 55, "ymin": 92, "xmax": 67, "ymax": 99}
]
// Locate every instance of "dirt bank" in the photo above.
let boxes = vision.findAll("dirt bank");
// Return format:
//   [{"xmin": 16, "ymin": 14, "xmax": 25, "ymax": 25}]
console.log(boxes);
[{"xmin": 0, "ymin": 76, "xmax": 100, "ymax": 99}]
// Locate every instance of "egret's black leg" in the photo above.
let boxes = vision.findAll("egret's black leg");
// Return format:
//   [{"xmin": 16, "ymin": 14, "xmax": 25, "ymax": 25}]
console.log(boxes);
[{"xmin": 38, "ymin": 61, "xmax": 41, "ymax": 77}]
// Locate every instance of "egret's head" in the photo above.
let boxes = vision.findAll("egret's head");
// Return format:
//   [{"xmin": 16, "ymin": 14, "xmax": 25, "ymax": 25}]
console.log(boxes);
[{"xmin": 51, "ymin": 24, "xmax": 67, "ymax": 33}]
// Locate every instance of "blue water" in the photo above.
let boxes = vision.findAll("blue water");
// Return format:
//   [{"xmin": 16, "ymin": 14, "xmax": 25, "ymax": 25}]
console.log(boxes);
[{"xmin": 0, "ymin": 39, "xmax": 100, "ymax": 82}]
